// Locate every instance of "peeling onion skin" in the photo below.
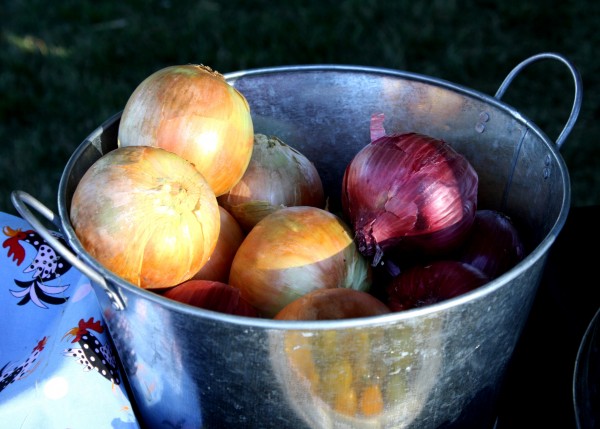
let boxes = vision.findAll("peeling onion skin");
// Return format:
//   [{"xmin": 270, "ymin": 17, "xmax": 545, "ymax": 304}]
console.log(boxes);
[
  {"xmin": 218, "ymin": 133, "xmax": 325, "ymax": 232},
  {"xmin": 274, "ymin": 288, "xmax": 390, "ymax": 321},
  {"xmin": 385, "ymin": 260, "xmax": 489, "ymax": 312},
  {"xmin": 455, "ymin": 209, "xmax": 525, "ymax": 279},
  {"xmin": 229, "ymin": 206, "xmax": 373, "ymax": 318},
  {"xmin": 70, "ymin": 146, "xmax": 221, "ymax": 290},
  {"xmin": 342, "ymin": 132, "xmax": 478, "ymax": 265},
  {"xmin": 118, "ymin": 64, "xmax": 254, "ymax": 197}
]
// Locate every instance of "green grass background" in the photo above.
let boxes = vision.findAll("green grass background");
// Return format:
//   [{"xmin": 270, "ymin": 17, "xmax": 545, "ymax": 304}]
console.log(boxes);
[{"xmin": 2, "ymin": 0, "xmax": 598, "ymax": 217}]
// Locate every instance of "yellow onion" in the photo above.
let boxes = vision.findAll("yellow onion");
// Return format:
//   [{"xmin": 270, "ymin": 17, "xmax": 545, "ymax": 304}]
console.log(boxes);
[
  {"xmin": 342, "ymin": 115, "xmax": 478, "ymax": 266},
  {"xmin": 192, "ymin": 206, "xmax": 245, "ymax": 283},
  {"xmin": 229, "ymin": 206, "xmax": 372, "ymax": 318},
  {"xmin": 218, "ymin": 133, "xmax": 325, "ymax": 232},
  {"xmin": 274, "ymin": 288, "xmax": 390, "ymax": 321},
  {"xmin": 118, "ymin": 64, "xmax": 254, "ymax": 196},
  {"xmin": 70, "ymin": 146, "xmax": 220, "ymax": 289}
]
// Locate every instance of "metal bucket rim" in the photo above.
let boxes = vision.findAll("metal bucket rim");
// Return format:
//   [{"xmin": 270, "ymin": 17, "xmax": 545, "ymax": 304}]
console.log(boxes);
[
  {"xmin": 225, "ymin": 63, "xmax": 567, "ymax": 143},
  {"xmin": 57, "ymin": 65, "xmax": 571, "ymax": 328}
]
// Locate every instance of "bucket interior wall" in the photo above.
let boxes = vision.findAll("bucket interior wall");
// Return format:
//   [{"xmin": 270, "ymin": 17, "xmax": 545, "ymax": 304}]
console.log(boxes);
[
  {"xmin": 57, "ymin": 66, "xmax": 570, "ymax": 429},
  {"xmin": 228, "ymin": 67, "xmax": 568, "ymax": 248}
]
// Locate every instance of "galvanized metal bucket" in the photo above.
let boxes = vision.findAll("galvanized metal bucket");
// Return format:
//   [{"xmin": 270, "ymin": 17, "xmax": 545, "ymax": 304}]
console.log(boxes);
[{"xmin": 13, "ymin": 52, "xmax": 582, "ymax": 429}]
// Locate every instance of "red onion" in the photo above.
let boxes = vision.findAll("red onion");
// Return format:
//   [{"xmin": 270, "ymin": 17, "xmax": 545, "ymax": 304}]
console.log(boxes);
[
  {"xmin": 454, "ymin": 209, "xmax": 525, "ymax": 279},
  {"xmin": 385, "ymin": 260, "xmax": 489, "ymax": 312},
  {"xmin": 342, "ymin": 115, "xmax": 478, "ymax": 266}
]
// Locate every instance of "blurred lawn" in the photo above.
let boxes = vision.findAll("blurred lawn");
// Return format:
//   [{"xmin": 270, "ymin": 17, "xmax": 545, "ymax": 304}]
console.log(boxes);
[{"xmin": 1, "ymin": 0, "xmax": 599, "ymax": 217}]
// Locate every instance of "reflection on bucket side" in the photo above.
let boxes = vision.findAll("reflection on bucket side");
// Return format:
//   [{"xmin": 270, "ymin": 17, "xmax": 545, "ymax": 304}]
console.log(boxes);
[
  {"xmin": 270, "ymin": 317, "xmax": 442, "ymax": 429},
  {"xmin": 103, "ymin": 298, "xmax": 203, "ymax": 429}
]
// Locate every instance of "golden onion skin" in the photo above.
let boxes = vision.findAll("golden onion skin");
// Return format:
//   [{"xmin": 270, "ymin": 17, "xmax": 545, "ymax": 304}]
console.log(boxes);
[
  {"xmin": 70, "ymin": 146, "xmax": 221, "ymax": 290},
  {"xmin": 118, "ymin": 64, "xmax": 254, "ymax": 197},
  {"xmin": 191, "ymin": 206, "xmax": 245, "ymax": 283},
  {"xmin": 229, "ymin": 206, "xmax": 372, "ymax": 318},
  {"xmin": 218, "ymin": 133, "xmax": 326, "ymax": 232},
  {"xmin": 274, "ymin": 288, "xmax": 390, "ymax": 321}
]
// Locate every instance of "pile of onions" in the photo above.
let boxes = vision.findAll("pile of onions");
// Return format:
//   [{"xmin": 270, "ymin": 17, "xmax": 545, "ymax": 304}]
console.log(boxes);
[
  {"xmin": 218, "ymin": 133, "xmax": 325, "ymax": 232},
  {"xmin": 163, "ymin": 279, "xmax": 258, "ymax": 317},
  {"xmin": 385, "ymin": 260, "xmax": 489, "ymax": 312},
  {"xmin": 117, "ymin": 64, "xmax": 254, "ymax": 197},
  {"xmin": 81, "ymin": 63, "xmax": 525, "ymax": 318},
  {"xmin": 70, "ymin": 146, "xmax": 221, "ymax": 289},
  {"xmin": 342, "ymin": 114, "xmax": 478, "ymax": 266},
  {"xmin": 229, "ymin": 206, "xmax": 372, "ymax": 318}
]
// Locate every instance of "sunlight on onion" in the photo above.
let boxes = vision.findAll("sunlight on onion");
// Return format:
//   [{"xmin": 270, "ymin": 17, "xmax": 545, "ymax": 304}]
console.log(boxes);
[
  {"xmin": 70, "ymin": 146, "xmax": 220, "ymax": 289},
  {"xmin": 229, "ymin": 206, "xmax": 372, "ymax": 318},
  {"xmin": 118, "ymin": 64, "xmax": 254, "ymax": 196}
]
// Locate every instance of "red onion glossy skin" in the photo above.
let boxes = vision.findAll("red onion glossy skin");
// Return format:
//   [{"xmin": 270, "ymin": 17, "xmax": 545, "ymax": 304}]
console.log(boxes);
[
  {"xmin": 342, "ymin": 133, "xmax": 478, "ymax": 265},
  {"xmin": 385, "ymin": 260, "xmax": 489, "ymax": 312},
  {"xmin": 455, "ymin": 209, "xmax": 525, "ymax": 279}
]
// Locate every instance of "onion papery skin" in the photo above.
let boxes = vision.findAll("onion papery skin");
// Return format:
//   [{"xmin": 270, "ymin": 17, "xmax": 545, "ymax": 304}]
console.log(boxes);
[
  {"xmin": 192, "ymin": 206, "xmax": 245, "ymax": 283},
  {"xmin": 218, "ymin": 133, "xmax": 325, "ymax": 232},
  {"xmin": 385, "ymin": 260, "xmax": 489, "ymax": 312},
  {"xmin": 341, "ymin": 132, "xmax": 478, "ymax": 265},
  {"xmin": 162, "ymin": 280, "xmax": 259, "ymax": 317},
  {"xmin": 70, "ymin": 146, "xmax": 221, "ymax": 289},
  {"xmin": 454, "ymin": 209, "xmax": 525, "ymax": 279},
  {"xmin": 118, "ymin": 64, "xmax": 254, "ymax": 197},
  {"xmin": 229, "ymin": 206, "xmax": 372, "ymax": 318},
  {"xmin": 274, "ymin": 288, "xmax": 390, "ymax": 321}
]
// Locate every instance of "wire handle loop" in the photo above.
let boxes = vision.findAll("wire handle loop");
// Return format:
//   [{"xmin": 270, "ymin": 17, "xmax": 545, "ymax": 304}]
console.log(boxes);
[
  {"xmin": 495, "ymin": 52, "xmax": 583, "ymax": 149},
  {"xmin": 10, "ymin": 190, "xmax": 126, "ymax": 310}
]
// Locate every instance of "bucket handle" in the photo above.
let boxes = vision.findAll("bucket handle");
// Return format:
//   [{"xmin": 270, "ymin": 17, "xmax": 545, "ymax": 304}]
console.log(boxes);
[
  {"xmin": 494, "ymin": 52, "xmax": 583, "ymax": 150},
  {"xmin": 10, "ymin": 190, "xmax": 127, "ymax": 311}
]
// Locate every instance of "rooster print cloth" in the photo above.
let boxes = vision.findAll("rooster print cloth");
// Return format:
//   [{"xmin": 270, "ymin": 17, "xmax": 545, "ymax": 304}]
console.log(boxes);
[{"xmin": 0, "ymin": 212, "xmax": 140, "ymax": 428}]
